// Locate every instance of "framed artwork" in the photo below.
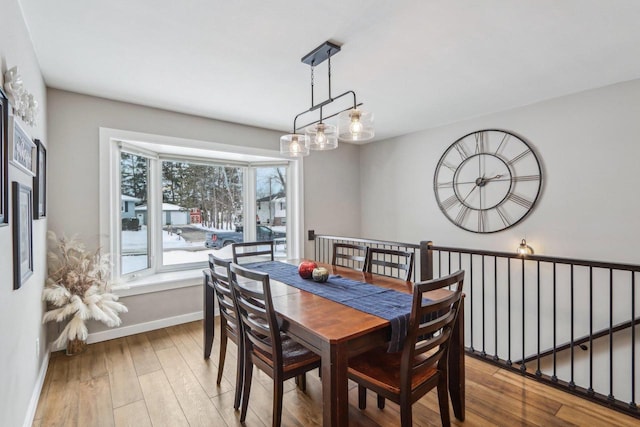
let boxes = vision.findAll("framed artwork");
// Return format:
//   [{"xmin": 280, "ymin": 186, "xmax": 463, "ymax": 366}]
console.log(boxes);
[
  {"xmin": 33, "ymin": 139, "xmax": 46, "ymax": 219},
  {"xmin": 9, "ymin": 116, "xmax": 36, "ymax": 176},
  {"xmin": 0, "ymin": 89, "xmax": 7, "ymax": 226},
  {"xmin": 12, "ymin": 181, "xmax": 33, "ymax": 290}
]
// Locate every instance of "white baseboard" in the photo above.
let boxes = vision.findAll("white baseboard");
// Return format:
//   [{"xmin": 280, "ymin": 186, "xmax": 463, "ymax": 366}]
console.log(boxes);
[
  {"xmin": 50, "ymin": 311, "xmax": 206, "ymax": 352},
  {"xmin": 23, "ymin": 351, "xmax": 50, "ymax": 427}
]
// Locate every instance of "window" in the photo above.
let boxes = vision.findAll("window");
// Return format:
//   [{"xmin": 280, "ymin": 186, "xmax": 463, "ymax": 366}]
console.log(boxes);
[
  {"xmin": 120, "ymin": 152, "xmax": 150, "ymax": 275},
  {"xmin": 100, "ymin": 128, "xmax": 304, "ymax": 287},
  {"xmin": 161, "ymin": 160, "xmax": 243, "ymax": 267},
  {"xmin": 256, "ymin": 167, "xmax": 287, "ymax": 257}
]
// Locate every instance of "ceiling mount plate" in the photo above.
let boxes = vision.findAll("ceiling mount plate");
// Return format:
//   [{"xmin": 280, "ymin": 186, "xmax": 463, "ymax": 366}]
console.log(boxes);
[{"xmin": 301, "ymin": 41, "xmax": 341, "ymax": 66}]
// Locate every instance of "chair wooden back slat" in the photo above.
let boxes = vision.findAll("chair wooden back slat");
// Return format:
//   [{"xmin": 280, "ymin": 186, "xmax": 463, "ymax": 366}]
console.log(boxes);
[
  {"xmin": 207, "ymin": 254, "xmax": 246, "ymax": 410},
  {"xmin": 402, "ymin": 270, "xmax": 465, "ymax": 388},
  {"xmin": 347, "ymin": 268, "xmax": 464, "ymax": 426},
  {"xmin": 232, "ymin": 241, "xmax": 275, "ymax": 264},
  {"xmin": 366, "ymin": 247, "xmax": 414, "ymax": 281},
  {"xmin": 229, "ymin": 263, "xmax": 282, "ymax": 370},
  {"xmin": 332, "ymin": 243, "xmax": 369, "ymax": 271},
  {"xmin": 209, "ymin": 255, "xmax": 239, "ymax": 337},
  {"xmin": 229, "ymin": 262, "xmax": 321, "ymax": 426}
]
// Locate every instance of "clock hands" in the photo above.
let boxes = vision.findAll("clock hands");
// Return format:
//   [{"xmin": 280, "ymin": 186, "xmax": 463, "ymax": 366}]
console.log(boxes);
[
  {"xmin": 461, "ymin": 183, "xmax": 479, "ymax": 204},
  {"xmin": 455, "ymin": 174, "xmax": 503, "ymax": 211},
  {"xmin": 477, "ymin": 174, "xmax": 503, "ymax": 187},
  {"xmin": 455, "ymin": 174, "xmax": 504, "ymax": 186}
]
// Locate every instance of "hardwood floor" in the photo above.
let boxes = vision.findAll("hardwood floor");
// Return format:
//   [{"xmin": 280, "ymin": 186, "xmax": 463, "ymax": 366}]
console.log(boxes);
[{"xmin": 33, "ymin": 320, "xmax": 638, "ymax": 426}]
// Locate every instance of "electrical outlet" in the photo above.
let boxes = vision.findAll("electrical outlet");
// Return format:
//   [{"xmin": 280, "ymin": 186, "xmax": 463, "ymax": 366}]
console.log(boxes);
[{"xmin": 35, "ymin": 338, "xmax": 40, "ymax": 359}]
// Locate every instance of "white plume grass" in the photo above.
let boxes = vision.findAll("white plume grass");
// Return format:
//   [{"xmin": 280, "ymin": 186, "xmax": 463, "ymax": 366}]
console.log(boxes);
[{"xmin": 43, "ymin": 232, "xmax": 127, "ymax": 347}]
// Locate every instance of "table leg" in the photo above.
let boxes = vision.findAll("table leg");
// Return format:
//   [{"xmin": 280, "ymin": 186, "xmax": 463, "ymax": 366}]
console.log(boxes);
[
  {"xmin": 203, "ymin": 273, "xmax": 215, "ymax": 359},
  {"xmin": 321, "ymin": 341, "xmax": 349, "ymax": 427},
  {"xmin": 449, "ymin": 295, "xmax": 465, "ymax": 420}
]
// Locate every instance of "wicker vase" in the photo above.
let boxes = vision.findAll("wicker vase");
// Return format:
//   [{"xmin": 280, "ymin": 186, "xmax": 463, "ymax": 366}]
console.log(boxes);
[{"xmin": 66, "ymin": 338, "xmax": 87, "ymax": 356}]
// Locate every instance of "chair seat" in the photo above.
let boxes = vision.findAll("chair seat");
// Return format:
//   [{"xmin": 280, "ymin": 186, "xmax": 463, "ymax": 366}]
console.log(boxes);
[
  {"xmin": 254, "ymin": 334, "xmax": 320, "ymax": 372},
  {"xmin": 348, "ymin": 348, "xmax": 437, "ymax": 394}
]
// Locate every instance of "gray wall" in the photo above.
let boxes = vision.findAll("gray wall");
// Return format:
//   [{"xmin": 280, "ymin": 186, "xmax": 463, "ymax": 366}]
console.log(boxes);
[
  {"xmin": 47, "ymin": 88, "xmax": 362, "ymax": 334},
  {"xmin": 7, "ymin": 2, "xmax": 639, "ymax": 423},
  {"xmin": 0, "ymin": 1, "xmax": 48, "ymax": 426},
  {"xmin": 359, "ymin": 79, "xmax": 640, "ymax": 265}
]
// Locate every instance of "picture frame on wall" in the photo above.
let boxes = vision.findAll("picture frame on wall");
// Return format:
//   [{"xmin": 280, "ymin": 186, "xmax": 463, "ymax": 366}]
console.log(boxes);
[
  {"xmin": 13, "ymin": 181, "xmax": 34, "ymax": 290},
  {"xmin": 0, "ymin": 89, "xmax": 8, "ymax": 226},
  {"xmin": 33, "ymin": 139, "xmax": 46, "ymax": 219},
  {"xmin": 9, "ymin": 116, "xmax": 36, "ymax": 177}
]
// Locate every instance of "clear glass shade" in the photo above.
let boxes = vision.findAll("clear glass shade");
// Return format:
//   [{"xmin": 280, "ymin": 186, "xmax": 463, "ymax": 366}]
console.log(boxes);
[
  {"xmin": 280, "ymin": 133, "xmax": 310, "ymax": 158},
  {"xmin": 306, "ymin": 122, "xmax": 338, "ymax": 151},
  {"xmin": 517, "ymin": 239, "xmax": 534, "ymax": 255},
  {"xmin": 338, "ymin": 108, "xmax": 374, "ymax": 142}
]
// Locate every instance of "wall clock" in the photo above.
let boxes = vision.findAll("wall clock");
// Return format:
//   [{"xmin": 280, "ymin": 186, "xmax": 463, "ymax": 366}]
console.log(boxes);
[{"xmin": 433, "ymin": 129, "xmax": 542, "ymax": 233}]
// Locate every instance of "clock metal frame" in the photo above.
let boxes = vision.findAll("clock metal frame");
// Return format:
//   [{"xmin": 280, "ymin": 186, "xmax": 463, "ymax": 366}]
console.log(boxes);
[{"xmin": 434, "ymin": 129, "xmax": 542, "ymax": 233}]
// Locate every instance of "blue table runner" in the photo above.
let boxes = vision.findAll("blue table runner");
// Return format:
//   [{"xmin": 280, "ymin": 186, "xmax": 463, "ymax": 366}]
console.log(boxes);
[{"xmin": 243, "ymin": 261, "xmax": 420, "ymax": 352}]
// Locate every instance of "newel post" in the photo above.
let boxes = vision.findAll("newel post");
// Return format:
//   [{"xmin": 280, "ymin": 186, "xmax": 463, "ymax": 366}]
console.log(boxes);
[{"xmin": 419, "ymin": 240, "xmax": 433, "ymax": 281}]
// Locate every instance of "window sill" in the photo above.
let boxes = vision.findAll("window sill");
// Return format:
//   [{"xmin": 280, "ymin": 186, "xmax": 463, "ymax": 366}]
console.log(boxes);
[{"xmin": 115, "ymin": 268, "xmax": 205, "ymax": 297}]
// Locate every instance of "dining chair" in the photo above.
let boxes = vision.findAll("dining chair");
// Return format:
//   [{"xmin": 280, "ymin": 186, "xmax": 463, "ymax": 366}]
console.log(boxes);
[
  {"xmin": 347, "ymin": 270, "xmax": 465, "ymax": 427},
  {"xmin": 229, "ymin": 262, "xmax": 321, "ymax": 427},
  {"xmin": 203, "ymin": 269, "xmax": 215, "ymax": 360},
  {"xmin": 365, "ymin": 247, "xmax": 414, "ymax": 281},
  {"xmin": 208, "ymin": 254, "xmax": 244, "ymax": 410},
  {"xmin": 232, "ymin": 240, "xmax": 275, "ymax": 264},
  {"xmin": 332, "ymin": 242, "xmax": 369, "ymax": 271}
]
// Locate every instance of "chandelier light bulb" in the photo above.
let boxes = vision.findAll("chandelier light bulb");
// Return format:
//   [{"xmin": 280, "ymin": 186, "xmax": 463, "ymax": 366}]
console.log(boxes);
[
  {"xmin": 315, "ymin": 124, "xmax": 327, "ymax": 147},
  {"xmin": 306, "ymin": 122, "xmax": 338, "ymax": 151},
  {"xmin": 290, "ymin": 136, "xmax": 301, "ymax": 153},
  {"xmin": 349, "ymin": 110, "xmax": 363, "ymax": 136},
  {"xmin": 280, "ymin": 133, "xmax": 310, "ymax": 157}
]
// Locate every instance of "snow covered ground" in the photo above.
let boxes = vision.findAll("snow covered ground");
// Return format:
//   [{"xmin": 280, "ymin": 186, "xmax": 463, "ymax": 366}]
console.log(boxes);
[{"xmin": 121, "ymin": 225, "xmax": 286, "ymax": 274}]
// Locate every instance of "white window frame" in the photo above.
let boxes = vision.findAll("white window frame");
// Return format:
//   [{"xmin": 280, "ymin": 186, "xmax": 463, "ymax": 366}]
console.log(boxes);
[{"xmin": 99, "ymin": 128, "xmax": 304, "ymax": 294}]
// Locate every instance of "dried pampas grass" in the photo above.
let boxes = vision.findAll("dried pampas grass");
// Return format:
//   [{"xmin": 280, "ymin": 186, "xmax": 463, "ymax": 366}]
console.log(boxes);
[{"xmin": 43, "ymin": 232, "xmax": 127, "ymax": 348}]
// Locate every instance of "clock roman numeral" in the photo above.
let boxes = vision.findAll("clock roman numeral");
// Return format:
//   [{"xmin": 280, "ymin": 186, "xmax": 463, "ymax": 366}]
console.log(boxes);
[
  {"xmin": 441, "ymin": 161, "xmax": 457, "ymax": 172},
  {"xmin": 506, "ymin": 193, "xmax": 533, "ymax": 209},
  {"xmin": 474, "ymin": 132, "xmax": 486, "ymax": 154},
  {"xmin": 496, "ymin": 206, "xmax": 512, "ymax": 227},
  {"xmin": 494, "ymin": 133, "xmax": 511, "ymax": 155},
  {"xmin": 513, "ymin": 174, "xmax": 540, "ymax": 182},
  {"xmin": 440, "ymin": 195, "xmax": 460, "ymax": 211},
  {"xmin": 507, "ymin": 149, "xmax": 532, "ymax": 165},
  {"xmin": 437, "ymin": 181, "xmax": 454, "ymax": 188},
  {"xmin": 478, "ymin": 209, "xmax": 488, "ymax": 232},
  {"xmin": 454, "ymin": 142, "xmax": 471, "ymax": 160},
  {"xmin": 455, "ymin": 205, "xmax": 470, "ymax": 225}
]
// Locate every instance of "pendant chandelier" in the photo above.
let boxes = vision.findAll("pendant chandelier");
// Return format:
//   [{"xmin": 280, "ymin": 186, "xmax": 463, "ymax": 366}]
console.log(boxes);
[{"xmin": 280, "ymin": 41, "xmax": 374, "ymax": 158}]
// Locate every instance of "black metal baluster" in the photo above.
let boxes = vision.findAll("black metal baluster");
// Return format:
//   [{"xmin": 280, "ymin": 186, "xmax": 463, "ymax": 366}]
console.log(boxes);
[
  {"xmin": 481, "ymin": 255, "xmax": 486, "ymax": 357},
  {"xmin": 507, "ymin": 258, "xmax": 512, "ymax": 366},
  {"xmin": 552, "ymin": 262, "xmax": 557, "ymax": 382},
  {"xmin": 494, "ymin": 255, "xmax": 499, "ymax": 361},
  {"xmin": 470, "ymin": 254, "xmax": 474, "ymax": 353},
  {"xmin": 570, "ymin": 265, "xmax": 575, "ymax": 388},
  {"xmin": 521, "ymin": 257, "xmax": 526, "ymax": 373},
  {"xmin": 536, "ymin": 261, "xmax": 541, "ymax": 377},
  {"xmin": 631, "ymin": 272, "xmax": 637, "ymax": 410},
  {"xmin": 589, "ymin": 267, "xmax": 594, "ymax": 395},
  {"xmin": 609, "ymin": 268, "xmax": 614, "ymax": 402}
]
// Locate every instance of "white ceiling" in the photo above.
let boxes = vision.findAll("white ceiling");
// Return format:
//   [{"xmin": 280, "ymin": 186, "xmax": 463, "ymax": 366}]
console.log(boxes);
[{"xmin": 18, "ymin": 0, "xmax": 640, "ymax": 142}]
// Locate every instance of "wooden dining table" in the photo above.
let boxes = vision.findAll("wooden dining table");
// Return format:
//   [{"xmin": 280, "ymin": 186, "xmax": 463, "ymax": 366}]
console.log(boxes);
[{"xmin": 204, "ymin": 260, "xmax": 465, "ymax": 426}]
